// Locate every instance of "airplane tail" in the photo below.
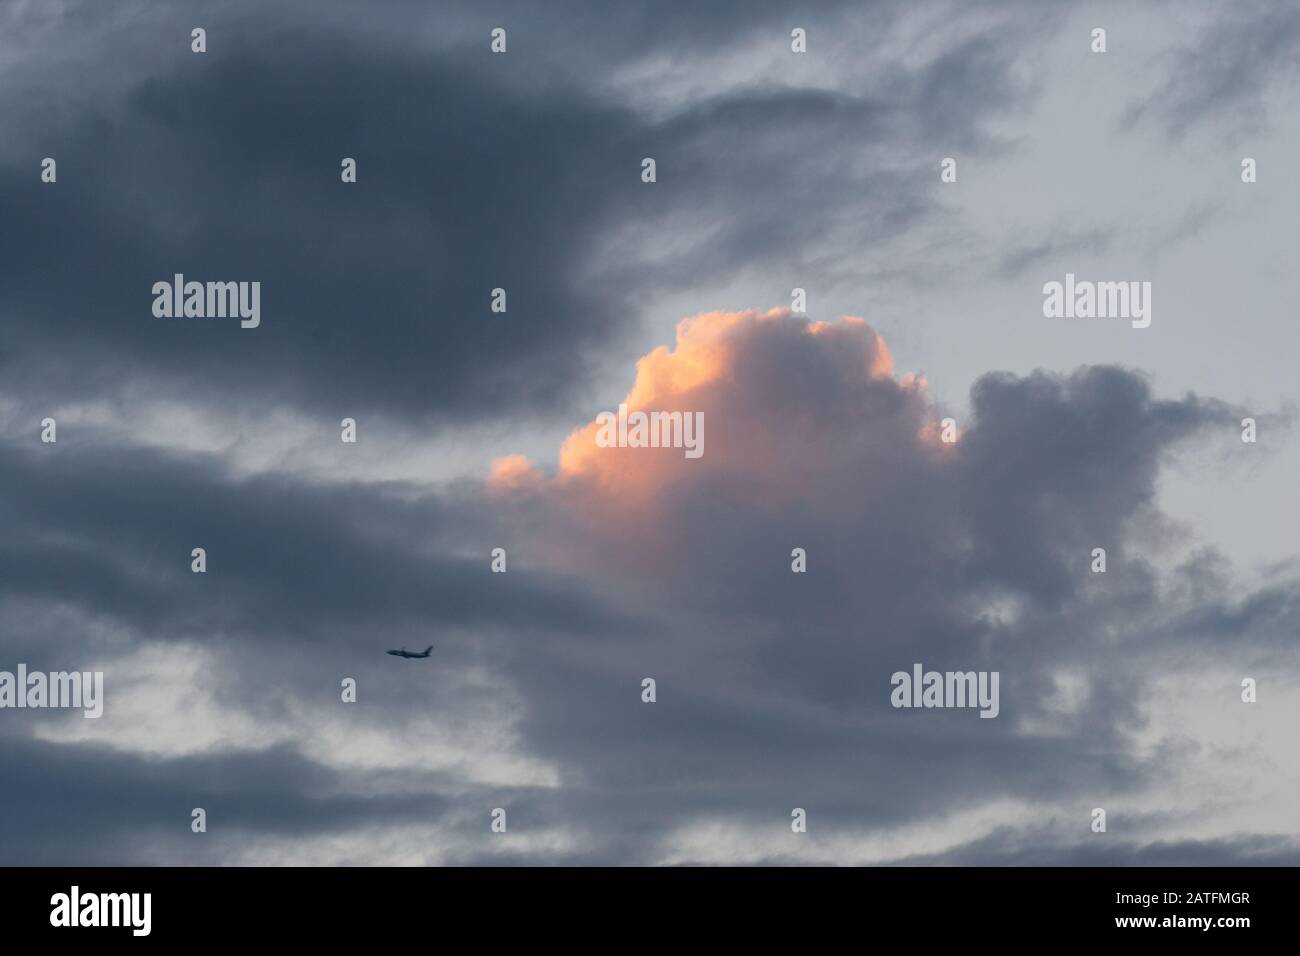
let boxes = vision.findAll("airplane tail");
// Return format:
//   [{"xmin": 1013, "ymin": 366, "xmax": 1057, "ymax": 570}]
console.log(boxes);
[{"xmin": 423, "ymin": 645, "xmax": 433, "ymax": 656}]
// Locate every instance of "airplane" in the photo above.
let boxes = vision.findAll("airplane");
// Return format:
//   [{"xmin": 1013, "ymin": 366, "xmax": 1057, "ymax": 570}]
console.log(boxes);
[{"xmin": 386, "ymin": 645, "xmax": 433, "ymax": 659}]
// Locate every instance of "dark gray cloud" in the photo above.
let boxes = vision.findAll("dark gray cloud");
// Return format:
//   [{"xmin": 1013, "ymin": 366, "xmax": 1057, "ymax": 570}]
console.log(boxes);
[
  {"xmin": 0, "ymin": 0, "xmax": 1051, "ymax": 422},
  {"xmin": 1, "ymin": 32, "xmax": 635, "ymax": 421},
  {"xmin": 0, "ymin": 733, "xmax": 474, "ymax": 865},
  {"xmin": 0, "ymin": 440, "xmax": 631, "ymax": 653}
]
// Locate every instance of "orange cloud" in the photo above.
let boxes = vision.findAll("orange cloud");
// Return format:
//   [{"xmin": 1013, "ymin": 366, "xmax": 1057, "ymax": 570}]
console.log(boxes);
[
  {"xmin": 488, "ymin": 308, "xmax": 937, "ymax": 527},
  {"xmin": 486, "ymin": 453, "xmax": 543, "ymax": 494}
]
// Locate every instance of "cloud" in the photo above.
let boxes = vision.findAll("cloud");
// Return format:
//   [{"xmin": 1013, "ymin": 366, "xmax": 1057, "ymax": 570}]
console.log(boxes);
[
  {"xmin": 1, "ymin": 307, "xmax": 1294, "ymax": 864},
  {"xmin": 0, "ymin": 31, "xmax": 637, "ymax": 423},
  {"xmin": 1124, "ymin": 1, "xmax": 1300, "ymax": 139},
  {"xmin": 524, "ymin": 309, "xmax": 899, "ymax": 492},
  {"xmin": 2, "ymin": 0, "xmax": 1297, "ymax": 866},
  {"xmin": 461, "ymin": 309, "xmax": 1294, "ymax": 862},
  {"xmin": 0, "ymin": 0, "xmax": 1053, "ymax": 430}
]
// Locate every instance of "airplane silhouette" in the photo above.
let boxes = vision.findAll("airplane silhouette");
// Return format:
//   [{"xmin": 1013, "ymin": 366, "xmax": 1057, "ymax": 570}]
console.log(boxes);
[{"xmin": 386, "ymin": 645, "xmax": 433, "ymax": 659}]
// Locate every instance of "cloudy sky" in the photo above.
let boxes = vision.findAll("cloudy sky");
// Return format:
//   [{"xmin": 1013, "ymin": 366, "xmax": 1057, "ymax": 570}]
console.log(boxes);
[{"xmin": 1, "ymin": 0, "xmax": 1298, "ymax": 865}]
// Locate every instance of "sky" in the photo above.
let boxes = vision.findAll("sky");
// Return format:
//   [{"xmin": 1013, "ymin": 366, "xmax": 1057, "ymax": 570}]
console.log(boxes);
[{"xmin": 1, "ymin": 0, "xmax": 1297, "ymax": 865}]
